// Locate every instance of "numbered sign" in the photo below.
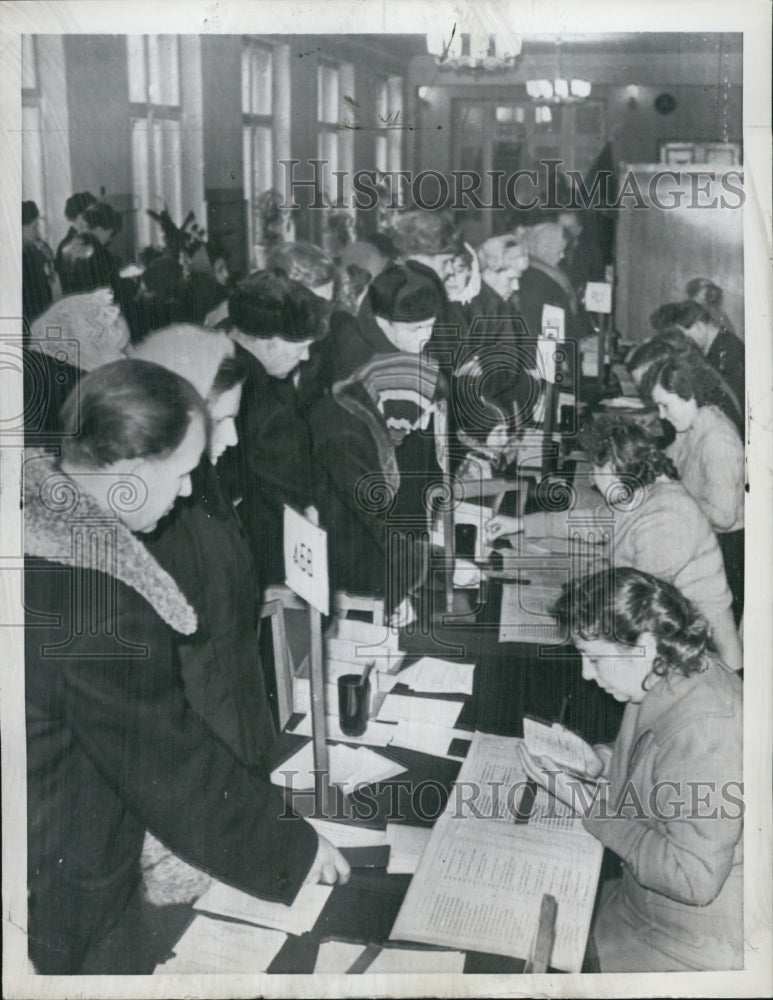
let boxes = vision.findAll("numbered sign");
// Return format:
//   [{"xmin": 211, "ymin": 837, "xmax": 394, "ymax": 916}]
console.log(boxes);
[
  {"xmin": 541, "ymin": 303, "xmax": 565, "ymax": 341},
  {"xmin": 584, "ymin": 282, "xmax": 613, "ymax": 314},
  {"xmin": 283, "ymin": 505, "xmax": 329, "ymax": 615}
]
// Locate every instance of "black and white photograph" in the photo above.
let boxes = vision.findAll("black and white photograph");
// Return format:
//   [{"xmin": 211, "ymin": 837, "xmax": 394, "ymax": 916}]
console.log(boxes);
[{"xmin": 2, "ymin": 1, "xmax": 771, "ymax": 997}]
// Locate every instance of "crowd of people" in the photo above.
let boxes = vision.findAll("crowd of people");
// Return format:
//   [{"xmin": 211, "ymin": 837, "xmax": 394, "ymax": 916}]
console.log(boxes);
[{"xmin": 22, "ymin": 187, "xmax": 744, "ymax": 974}]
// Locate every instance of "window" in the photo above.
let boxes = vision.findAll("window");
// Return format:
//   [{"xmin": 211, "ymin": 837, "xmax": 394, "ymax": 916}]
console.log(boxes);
[
  {"xmin": 375, "ymin": 75, "xmax": 404, "ymax": 179},
  {"xmin": 22, "ymin": 36, "xmax": 47, "ymax": 231},
  {"xmin": 317, "ymin": 60, "xmax": 354, "ymax": 206},
  {"xmin": 243, "ymin": 40, "xmax": 291, "ymax": 263},
  {"xmin": 128, "ymin": 35, "xmax": 183, "ymax": 251}
]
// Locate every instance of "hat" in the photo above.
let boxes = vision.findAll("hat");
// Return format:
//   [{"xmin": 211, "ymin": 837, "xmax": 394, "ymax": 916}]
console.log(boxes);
[
  {"xmin": 388, "ymin": 209, "xmax": 464, "ymax": 257},
  {"xmin": 266, "ymin": 241, "xmax": 335, "ymax": 290},
  {"xmin": 228, "ymin": 271, "xmax": 329, "ymax": 342},
  {"xmin": 141, "ymin": 257, "xmax": 185, "ymax": 300},
  {"xmin": 64, "ymin": 191, "xmax": 96, "ymax": 221},
  {"xmin": 22, "ymin": 201, "xmax": 39, "ymax": 226},
  {"xmin": 521, "ymin": 222, "xmax": 566, "ymax": 265},
  {"xmin": 368, "ymin": 262, "xmax": 443, "ymax": 323},
  {"xmin": 84, "ymin": 202, "xmax": 123, "ymax": 234},
  {"xmin": 341, "ymin": 240, "xmax": 389, "ymax": 279}
]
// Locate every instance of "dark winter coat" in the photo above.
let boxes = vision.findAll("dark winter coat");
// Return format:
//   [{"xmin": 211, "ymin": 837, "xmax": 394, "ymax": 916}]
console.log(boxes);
[
  {"xmin": 24, "ymin": 451, "xmax": 317, "ymax": 973},
  {"xmin": 144, "ymin": 457, "xmax": 276, "ymax": 769}
]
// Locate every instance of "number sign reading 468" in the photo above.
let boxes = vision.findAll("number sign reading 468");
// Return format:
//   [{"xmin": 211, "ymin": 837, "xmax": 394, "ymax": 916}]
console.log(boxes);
[{"xmin": 283, "ymin": 505, "xmax": 329, "ymax": 614}]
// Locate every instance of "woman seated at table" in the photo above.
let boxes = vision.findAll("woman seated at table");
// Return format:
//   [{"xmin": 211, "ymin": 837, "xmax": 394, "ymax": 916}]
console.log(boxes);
[
  {"xmin": 519, "ymin": 567, "xmax": 743, "ymax": 972},
  {"xmin": 642, "ymin": 355, "xmax": 744, "ymax": 626},
  {"xmin": 626, "ymin": 329, "xmax": 742, "ymax": 435},
  {"xmin": 25, "ymin": 360, "xmax": 348, "ymax": 973},
  {"xmin": 485, "ymin": 416, "xmax": 742, "ymax": 671}
]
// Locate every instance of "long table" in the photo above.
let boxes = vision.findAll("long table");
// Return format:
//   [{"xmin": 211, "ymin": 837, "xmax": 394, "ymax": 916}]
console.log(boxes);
[{"xmin": 82, "ymin": 566, "xmax": 621, "ymax": 975}]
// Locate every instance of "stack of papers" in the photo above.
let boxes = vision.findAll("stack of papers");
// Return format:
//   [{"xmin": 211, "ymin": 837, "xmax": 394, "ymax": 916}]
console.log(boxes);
[
  {"xmin": 386, "ymin": 824, "xmax": 433, "ymax": 875},
  {"xmin": 155, "ymin": 915, "xmax": 286, "ymax": 973},
  {"xmin": 314, "ymin": 940, "xmax": 465, "ymax": 974},
  {"xmin": 395, "ymin": 657, "xmax": 474, "ymax": 696},
  {"xmin": 270, "ymin": 740, "xmax": 407, "ymax": 795},
  {"xmin": 194, "ymin": 880, "xmax": 332, "ymax": 936}
]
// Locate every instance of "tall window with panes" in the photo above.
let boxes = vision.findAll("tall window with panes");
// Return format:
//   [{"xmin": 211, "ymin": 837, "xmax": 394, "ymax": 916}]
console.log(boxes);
[
  {"xmin": 22, "ymin": 36, "xmax": 48, "ymax": 232},
  {"xmin": 374, "ymin": 75, "xmax": 404, "ymax": 206},
  {"xmin": 127, "ymin": 35, "xmax": 183, "ymax": 252},
  {"xmin": 317, "ymin": 60, "xmax": 354, "ymax": 207},
  {"xmin": 242, "ymin": 40, "xmax": 290, "ymax": 266}
]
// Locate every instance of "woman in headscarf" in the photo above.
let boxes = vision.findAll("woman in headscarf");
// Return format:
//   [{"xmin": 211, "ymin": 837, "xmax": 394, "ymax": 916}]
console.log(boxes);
[{"xmin": 26, "ymin": 232, "xmax": 130, "ymax": 441}]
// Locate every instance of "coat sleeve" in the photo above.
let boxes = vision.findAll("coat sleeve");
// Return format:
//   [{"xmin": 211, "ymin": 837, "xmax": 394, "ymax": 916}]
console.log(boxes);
[
  {"xmin": 583, "ymin": 713, "xmax": 743, "ymax": 906},
  {"xmin": 60, "ymin": 592, "xmax": 318, "ymax": 904}
]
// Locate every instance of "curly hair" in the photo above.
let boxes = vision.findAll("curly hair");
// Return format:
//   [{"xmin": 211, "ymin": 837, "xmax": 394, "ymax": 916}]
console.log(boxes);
[
  {"xmin": 686, "ymin": 277, "xmax": 723, "ymax": 309},
  {"xmin": 579, "ymin": 415, "xmax": 678, "ymax": 486},
  {"xmin": 553, "ymin": 567, "xmax": 711, "ymax": 680},
  {"xmin": 650, "ymin": 299, "xmax": 713, "ymax": 332},
  {"xmin": 639, "ymin": 354, "xmax": 713, "ymax": 407},
  {"xmin": 627, "ymin": 329, "xmax": 703, "ymax": 376}
]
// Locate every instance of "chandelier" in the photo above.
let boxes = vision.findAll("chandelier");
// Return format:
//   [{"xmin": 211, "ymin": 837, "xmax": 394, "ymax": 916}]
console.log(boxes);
[{"xmin": 426, "ymin": 28, "xmax": 522, "ymax": 73}]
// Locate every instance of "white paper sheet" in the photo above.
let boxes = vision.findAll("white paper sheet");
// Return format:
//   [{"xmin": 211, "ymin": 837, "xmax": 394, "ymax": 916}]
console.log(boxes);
[
  {"xmin": 290, "ymin": 712, "xmax": 396, "ymax": 748},
  {"xmin": 271, "ymin": 740, "xmax": 407, "ymax": 795},
  {"xmin": 385, "ymin": 823, "xmax": 433, "ymax": 874},
  {"xmin": 314, "ymin": 940, "xmax": 466, "ymax": 974},
  {"xmin": 306, "ymin": 816, "xmax": 388, "ymax": 849},
  {"xmin": 386, "ymin": 720, "xmax": 471, "ymax": 760},
  {"xmin": 376, "ymin": 693, "xmax": 463, "ymax": 729},
  {"xmin": 395, "ymin": 657, "xmax": 474, "ymax": 696},
  {"xmin": 155, "ymin": 915, "xmax": 286, "ymax": 973},
  {"xmin": 194, "ymin": 881, "xmax": 332, "ymax": 936}
]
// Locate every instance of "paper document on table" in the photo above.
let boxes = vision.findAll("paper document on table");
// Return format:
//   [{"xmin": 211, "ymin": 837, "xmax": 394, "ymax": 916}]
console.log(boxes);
[
  {"xmin": 314, "ymin": 940, "xmax": 364, "ymax": 973},
  {"xmin": 386, "ymin": 823, "xmax": 433, "ymax": 874},
  {"xmin": 390, "ymin": 810, "xmax": 602, "ymax": 972},
  {"xmin": 387, "ymin": 719, "xmax": 470, "ymax": 760},
  {"xmin": 290, "ymin": 712, "xmax": 396, "ymax": 748},
  {"xmin": 271, "ymin": 740, "xmax": 407, "ymax": 794},
  {"xmin": 194, "ymin": 881, "xmax": 332, "ymax": 936},
  {"xmin": 325, "ymin": 635, "xmax": 404, "ymax": 669},
  {"xmin": 315, "ymin": 940, "xmax": 466, "ymax": 974},
  {"xmin": 377, "ymin": 692, "xmax": 463, "ymax": 729},
  {"xmin": 306, "ymin": 816, "xmax": 388, "ymax": 849},
  {"xmin": 451, "ymin": 732, "xmax": 585, "ymax": 832},
  {"xmin": 523, "ymin": 718, "xmax": 597, "ymax": 775},
  {"xmin": 335, "ymin": 617, "xmax": 400, "ymax": 648},
  {"xmin": 155, "ymin": 915, "xmax": 286, "ymax": 973},
  {"xmin": 396, "ymin": 657, "xmax": 474, "ymax": 696},
  {"xmin": 499, "ymin": 581, "xmax": 566, "ymax": 644}
]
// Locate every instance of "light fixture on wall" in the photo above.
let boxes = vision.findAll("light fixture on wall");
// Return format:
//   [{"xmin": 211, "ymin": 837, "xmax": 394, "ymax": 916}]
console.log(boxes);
[
  {"xmin": 525, "ymin": 38, "xmax": 591, "ymax": 103},
  {"xmin": 525, "ymin": 78, "xmax": 592, "ymax": 102},
  {"xmin": 426, "ymin": 27, "xmax": 522, "ymax": 73}
]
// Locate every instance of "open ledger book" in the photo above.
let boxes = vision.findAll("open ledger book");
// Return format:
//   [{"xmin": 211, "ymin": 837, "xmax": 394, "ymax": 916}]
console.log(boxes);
[{"xmin": 389, "ymin": 732, "xmax": 602, "ymax": 972}]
